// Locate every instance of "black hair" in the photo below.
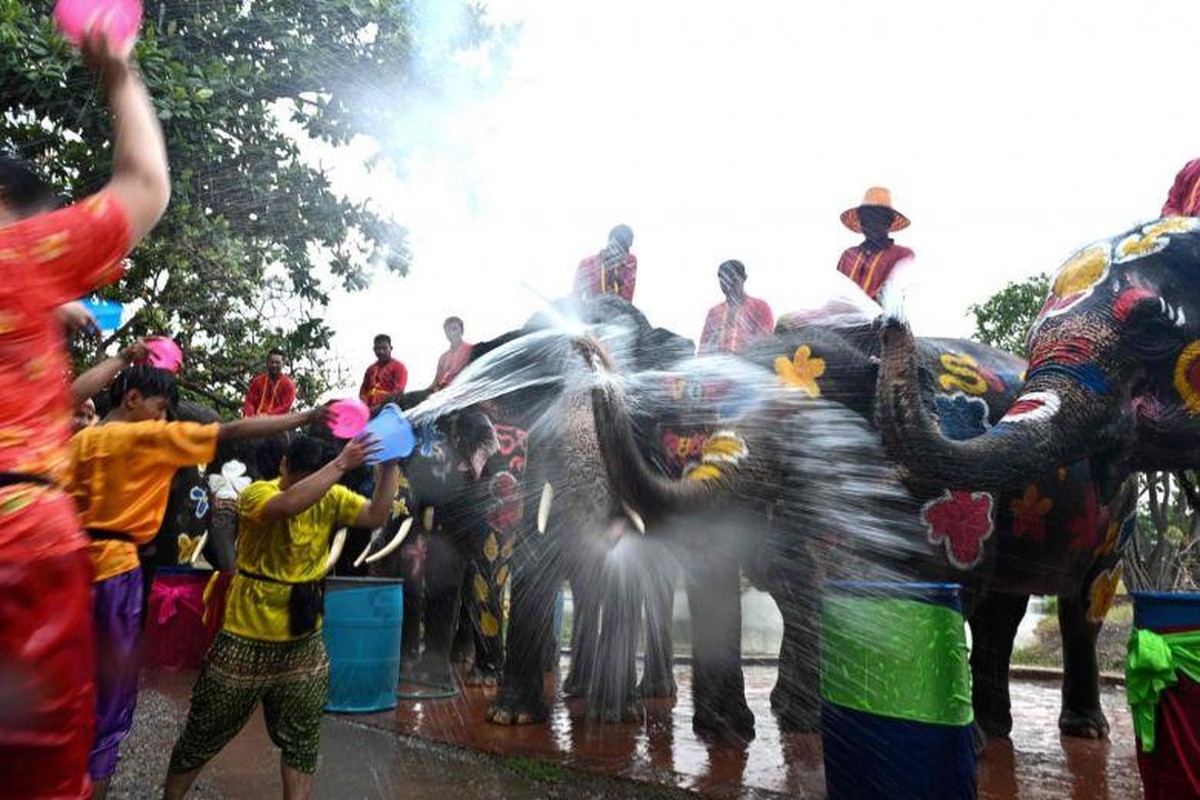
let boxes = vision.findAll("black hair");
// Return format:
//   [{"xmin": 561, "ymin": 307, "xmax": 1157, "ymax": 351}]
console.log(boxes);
[
  {"xmin": 284, "ymin": 433, "xmax": 335, "ymax": 476},
  {"xmin": 609, "ymin": 224, "xmax": 634, "ymax": 249},
  {"xmin": 373, "ymin": 334, "xmax": 392, "ymax": 346},
  {"xmin": 267, "ymin": 348, "xmax": 286, "ymax": 359},
  {"xmin": 108, "ymin": 365, "xmax": 179, "ymax": 408},
  {"xmin": 0, "ymin": 155, "xmax": 59, "ymax": 217},
  {"xmin": 718, "ymin": 259, "xmax": 747, "ymax": 280},
  {"xmin": 444, "ymin": 316, "xmax": 463, "ymax": 329}
]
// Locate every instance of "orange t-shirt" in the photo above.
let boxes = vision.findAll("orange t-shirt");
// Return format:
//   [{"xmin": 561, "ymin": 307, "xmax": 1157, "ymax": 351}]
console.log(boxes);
[
  {"xmin": 0, "ymin": 191, "xmax": 130, "ymax": 562},
  {"xmin": 66, "ymin": 420, "xmax": 220, "ymax": 582}
]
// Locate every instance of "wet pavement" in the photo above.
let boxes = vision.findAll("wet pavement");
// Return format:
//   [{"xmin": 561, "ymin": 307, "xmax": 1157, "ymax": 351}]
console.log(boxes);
[{"xmin": 114, "ymin": 663, "xmax": 1142, "ymax": 799}]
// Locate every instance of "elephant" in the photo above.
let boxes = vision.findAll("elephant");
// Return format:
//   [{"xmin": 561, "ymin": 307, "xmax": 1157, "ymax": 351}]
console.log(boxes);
[
  {"xmin": 875, "ymin": 215, "xmax": 1200, "ymax": 736},
  {"xmin": 588, "ymin": 317, "xmax": 1133, "ymax": 742},
  {"xmin": 362, "ymin": 295, "xmax": 694, "ymax": 719}
]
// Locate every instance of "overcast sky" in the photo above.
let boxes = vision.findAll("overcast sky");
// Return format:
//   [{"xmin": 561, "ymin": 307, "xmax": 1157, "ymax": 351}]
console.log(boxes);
[{"xmin": 319, "ymin": 0, "xmax": 1200, "ymax": 395}]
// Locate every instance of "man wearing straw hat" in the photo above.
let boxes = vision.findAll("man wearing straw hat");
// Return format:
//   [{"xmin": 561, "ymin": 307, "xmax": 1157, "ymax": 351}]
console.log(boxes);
[{"xmin": 836, "ymin": 187, "xmax": 915, "ymax": 303}]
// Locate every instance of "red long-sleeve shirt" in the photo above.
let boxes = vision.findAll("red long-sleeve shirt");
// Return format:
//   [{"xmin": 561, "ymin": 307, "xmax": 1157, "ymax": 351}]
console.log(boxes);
[
  {"xmin": 573, "ymin": 251, "xmax": 637, "ymax": 302},
  {"xmin": 242, "ymin": 373, "xmax": 297, "ymax": 417},
  {"xmin": 698, "ymin": 296, "xmax": 775, "ymax": 354},
  {"xmin": 836, "ymin": 241, "xmax": 914, "ymax": 301},
  {"xmin": 360, "ymin": 358, "xmax": 408, "ymax": 408}
]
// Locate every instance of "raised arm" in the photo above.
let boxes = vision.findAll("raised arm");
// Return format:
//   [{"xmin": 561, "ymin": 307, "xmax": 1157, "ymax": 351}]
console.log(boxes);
[
  {"xmin": 71, "ymin": 341, "xmax": 147, "ymax": 404},
  {"xmin": 258, "ymin": 437, "xmax": 376, "ymax": 523},
  {"xmin": 81, "ymin": 30, "xmax": 170, "ymax": 246},
  {"xmin": 353, "ymin": 461, "xmax": 401, "ymax": 529},
  {"xmin": 217, "ymin": 406, "xmax": 323, "ymax": 442}
]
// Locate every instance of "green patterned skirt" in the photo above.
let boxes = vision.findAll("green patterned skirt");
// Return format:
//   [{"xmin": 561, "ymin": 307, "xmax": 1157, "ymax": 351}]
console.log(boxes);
[{"xmin": 168, "ymin": 630, "xmax": 329, "ymax": 774}]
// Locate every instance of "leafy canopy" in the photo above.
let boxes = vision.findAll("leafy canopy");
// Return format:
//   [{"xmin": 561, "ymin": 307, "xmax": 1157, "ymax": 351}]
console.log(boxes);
[
  {"xmin": 0, "ymin": 0, "xmax": 501, "ymax": 412},
  {"xmin": 968, "ymin": 273, "xmax": 1050, "ymax": 357}
]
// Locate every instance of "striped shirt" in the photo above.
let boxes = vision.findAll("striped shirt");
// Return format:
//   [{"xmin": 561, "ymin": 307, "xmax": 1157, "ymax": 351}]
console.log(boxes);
[
  {"xmin": 836, "ymin": 241, "xmax": 914, "ymax": 301},
  {"xmin": 1162, "ymin": 158, "xmax": 1200, "ymax": 217}
]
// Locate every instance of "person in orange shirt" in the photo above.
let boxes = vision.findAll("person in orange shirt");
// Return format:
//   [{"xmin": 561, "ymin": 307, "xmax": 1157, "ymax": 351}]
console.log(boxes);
[
  {"xmin": 66, "ymin": 365, "xmax": 322, "ymax": 798},
  {"xmin": 430, "ymin": 316, "xmax": 473, "ymax": 391},
  {"xmin": 243, "ymin": 349, "xmax": 297, "ymax": 417},
  {"xmin": 0, "ymin": 31, "xmax": 172, "ymax": 800}
]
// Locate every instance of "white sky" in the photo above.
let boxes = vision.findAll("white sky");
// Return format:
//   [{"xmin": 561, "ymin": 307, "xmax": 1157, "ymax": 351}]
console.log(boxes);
[{"xmin": 319, "ymin": 0, "xmax": 1200, "ymax": 395}]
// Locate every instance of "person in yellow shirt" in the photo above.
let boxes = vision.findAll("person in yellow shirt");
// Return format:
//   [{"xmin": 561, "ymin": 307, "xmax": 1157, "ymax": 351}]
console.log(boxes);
[
  {"xmin": 164, "ymin": 434, "xmax": 399, "ymax": 800},
  {"xmin": 66, "ymin": 365, "xmax": 322, "ymax": 799}
]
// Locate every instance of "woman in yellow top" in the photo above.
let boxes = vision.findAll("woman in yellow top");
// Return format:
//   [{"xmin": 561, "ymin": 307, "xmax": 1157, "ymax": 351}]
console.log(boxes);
[
  {"xmin": 165, "ymin": 434, "xmax": 399, "ymax": 800},
  {"xmin": 66, "ymin": 365, "xmax": 323, "ymax": 799}
]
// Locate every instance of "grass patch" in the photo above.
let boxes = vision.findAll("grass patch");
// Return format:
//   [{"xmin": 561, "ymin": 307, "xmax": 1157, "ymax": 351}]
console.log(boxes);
[{"xmin": 1009, "ymin": 596, "xmax": 1132, "ymax": 674}]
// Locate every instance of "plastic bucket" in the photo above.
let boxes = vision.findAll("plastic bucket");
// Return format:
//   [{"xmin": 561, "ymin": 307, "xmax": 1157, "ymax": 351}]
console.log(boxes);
[
  {"xmin": 1129, "ymin": 592, "xmax": 1200, "ymax": 799},
  {"xmin": 323, "ymin": 577, "xmax": 404, "ymax": 713},
  {"xmin": 820, "ymin": 581, "xmax": 976, "ymax": 800},
  {"xmin": 80, "ymin": 297, "xmax": 123, "ymax": 332},
  {"xmin": 362, "ymin": 403, "xmax": 415, "ymax": 464},
  {"xmin": 144, "ymin": 567, "xmax": 216, "ymax": 670}
]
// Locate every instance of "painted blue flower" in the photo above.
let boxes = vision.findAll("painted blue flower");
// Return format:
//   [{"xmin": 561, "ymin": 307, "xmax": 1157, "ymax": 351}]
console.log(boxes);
[
  {"xmin": 935, "ymin": 392, "xmax": 991, "ymax": 441},
  {"xmin": 189, "ymin": 485, "xmax": 210, "ymax": 519}
]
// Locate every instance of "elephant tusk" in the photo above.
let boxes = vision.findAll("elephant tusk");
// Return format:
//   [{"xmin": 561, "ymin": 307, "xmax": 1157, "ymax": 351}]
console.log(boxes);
[
  {"xmin": 352, "ymin": 527, "xmax": 383, "ymax": 569},
  {"xmin": 537, "ymin": 482, "xmax": 554, "ymax": 534},
  {"xmin": 325, "ymin": 528, "xmax": 348, "ymax": 573},
  {"xmin": 423, "ymin": 506, "xmax": 435, "ymax": 531},
  {"xmin": 365, "ymin": 516, "xmax": 414, "ymax": 565},
  {"xmin": 188, "ymin": 531, "xmax": 208, "ymax": 566},
  {"xmin": 622, "ymin": 503, "xmax": 646, "ymax": 535}
]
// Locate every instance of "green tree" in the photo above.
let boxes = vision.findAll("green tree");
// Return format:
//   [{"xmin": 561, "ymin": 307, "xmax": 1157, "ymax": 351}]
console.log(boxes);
[
  {"xmin": 0, "ymin": 1, "xmax": 504, "ymax": 412},
  {"xmin": 967, "ymin": 273, "xmax": 1050, "ymax": 357}
]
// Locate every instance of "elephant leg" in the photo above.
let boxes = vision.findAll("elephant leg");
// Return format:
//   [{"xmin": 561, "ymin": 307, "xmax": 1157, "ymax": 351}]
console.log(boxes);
[
  {"xmin": 1057, "ymin": 593, "xmax": 1108, "ymax": 738},
  {"xmin": 687, "ymin": 560, "xmax": 754, "ymax": 740},
  {"xmin": 487, "ymin": 536, "xmax": 559, "ymax": 726},
  {"xmin": 464, "ymin": 530, "xmax": 506, "ymax": 687},
  {"xmin": 638, "ymin": 547, "xmax": 677, "ymax": 699},
  {"xmin": 770, "ymin": 585, "xmax": 820, "ymax": 732},
  {"xmin": 563, "ymin": 575, "xmax": 601, "ymax": 697},
  {"xmin": 450, "ymin": 582, "xmax": 474, "ymax": 666},
  {"xmin": 969, "ymin": 591, "xmax": 1029, "ymax": 742},
  {"xmin": 415, "ymin": 533, "xmax": 466, "ymax": 684},
  {"xmin": 587, "ymin": 560, "xmax": 642, "ymax": 723}
]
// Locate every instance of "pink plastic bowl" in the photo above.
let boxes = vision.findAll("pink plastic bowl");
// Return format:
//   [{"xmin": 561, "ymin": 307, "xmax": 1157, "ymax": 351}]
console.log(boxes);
[
  {"xmin": 327, "ymin": 398, "xmax": 370, "ymax": 439},
  {"xmin": 144, "ymin": 336, "xmax": 183, "ymax": 374},
  {"xmin": 53, "ymin": 0, "xmax": 143, "ymax": 49}
]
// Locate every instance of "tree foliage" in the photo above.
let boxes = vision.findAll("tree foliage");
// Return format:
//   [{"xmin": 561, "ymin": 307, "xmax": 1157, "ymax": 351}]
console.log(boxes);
[
  {"xmin": 967, "ymin": 273, "xmax": 1050, "ymax": 357},
  {"xmin": 0, "ymin": 0, "xmax": 502, "ymax": 412}
]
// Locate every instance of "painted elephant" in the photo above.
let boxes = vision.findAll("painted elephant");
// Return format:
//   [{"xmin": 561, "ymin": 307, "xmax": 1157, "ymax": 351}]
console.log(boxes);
[
  {"xmin": 365, "ymin": 295, "xmax": 693, "ymax": 719},
  {"xmin": 875, "ymin": 216, "xmax": 1200, "ymax": 735},
  {"xmin": 589, "ymin": 318, "xmax": 1132, "ymax": 742}
]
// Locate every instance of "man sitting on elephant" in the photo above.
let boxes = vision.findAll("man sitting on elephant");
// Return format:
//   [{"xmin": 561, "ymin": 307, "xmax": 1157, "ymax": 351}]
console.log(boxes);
[{"xmin": 698, "ymin": 259, "xmax": 774, "ymax": 355}]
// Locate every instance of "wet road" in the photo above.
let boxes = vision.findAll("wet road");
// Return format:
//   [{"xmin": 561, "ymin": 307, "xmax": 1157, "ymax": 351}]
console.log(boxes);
[{"xmin": 115, "ymin": 664, "xmax": 1140, "ymax": 798}]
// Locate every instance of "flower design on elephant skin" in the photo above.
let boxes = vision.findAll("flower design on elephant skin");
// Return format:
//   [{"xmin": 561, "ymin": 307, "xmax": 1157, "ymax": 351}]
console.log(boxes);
[
  {"xmin": 938, "ymin": 353, "xmax": 1005, "ymax": 396},
  {"xmin": 1173, "ymin": 341, "xmax": 1200, "ymax": 415},
  {"xmin": 1066, "ymin": 485, "xmax": 1110, "ymax": 553},
  {"xmin": 1086, "ymin": 565, "xmax": 1124, "ymax": 623},
  {"xmin": 1037, "ymin": 242, "xmax": 1111, "ymax": 323},
  {"xmin": 933, "ymin": 392, "xmax": 991, "ymax": 441},
  {"xmin": 486, "ymin": 471, "xmax": 523, "ymax": 533},
  {"xmin": 775, "ymin": 345, "xmax": 825, "ymax": 397},
  {"xmin": 1114, "ymin": 217, "xmax": 1200, "ymax": 265},
  {"xmin": 920, "ymin": 490, "xmax": 995, "ymax": 569},
  {"xmin": 1010, "ymin": 484, "xmax": 1053, "ymax": 541}
]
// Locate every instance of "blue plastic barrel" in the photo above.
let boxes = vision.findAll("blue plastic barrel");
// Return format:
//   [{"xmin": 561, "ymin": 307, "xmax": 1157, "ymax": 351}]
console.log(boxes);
[
  {"xmin": 323, "ymin": 577, "xmax": 404, "ymax": 713},
  {"xmin": 820, "ymin": 581, "xmax": 976, "ymax": 800}
]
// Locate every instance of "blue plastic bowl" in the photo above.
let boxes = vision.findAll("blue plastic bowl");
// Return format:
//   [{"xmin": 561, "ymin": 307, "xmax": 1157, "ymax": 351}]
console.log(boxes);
[
  {"xmin": 362, "ymin": 403, "xmax": 415, "ymax": 464},
  {"xmin": 79, "ymin": 298, "xmax": 123, "ymax": 332}
]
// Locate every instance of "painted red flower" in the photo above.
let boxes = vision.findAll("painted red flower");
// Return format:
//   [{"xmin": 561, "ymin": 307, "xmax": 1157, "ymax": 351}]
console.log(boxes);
[
  {"xmin": 921, "ymin": 490, "xmax": 995, "ymax": 569},
  {"xmin": 1066, "ymin": 485, "xmax": 1109, "ymax": 553},
  {"xmin": 1010, "ymin": 484, "xmax": 1053, "ymax": 541},
  {"xmin": 487, "ymin": 471, "xmax": 524, "ymax": 533}
]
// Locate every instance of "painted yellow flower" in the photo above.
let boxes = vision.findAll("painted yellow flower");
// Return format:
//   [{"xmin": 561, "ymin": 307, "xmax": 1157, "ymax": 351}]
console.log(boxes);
[
  {"xmin": 479, "ymin": 610, "xmax": 500, "ymax": 637},
  {"xmin": 1053, "ymin": 244, "xmax": 1110, "ymax": 297},
  {"xmin": 938, "ymin": 353, "xmax": 987, "ymax": 395},
  {"xmin": 474, "ymin": 573, "xmax": 490, "ymax": 602},
  {"xmin": 483, "ymin": 532, "xmax": 499, "ymax": 562},
  {"xmin": 1143, "ymin": 216, "xmax": 1199, "ymax": 238},
  {"xmin": 1095, "ymin": 521, "xmax": 1120, "ymax": 556},
  {"xmin": 1086, "ymin": 565, "xmax": 1123, "ymax": 623},
  {"xmin": 495, "ymin": 564, "xmax": 509, "ymax": 587},
  {"xmin": 701, "ymin": 431, "xmax": 748, "ymax": 465},
  {"xmin": 685, "ymin": 463, "xmax": 725, "ymax": 482},
  {"xmin": 1174, "ymin": 340, "xmax": 1200, "ymax": 415},
  {"xmin": 775, "ymin": 345, "xmax": 825, "ymax": 397},
  {"xmin": 501, "ymin": 538, "xmax": 514, "ymax": 559}
]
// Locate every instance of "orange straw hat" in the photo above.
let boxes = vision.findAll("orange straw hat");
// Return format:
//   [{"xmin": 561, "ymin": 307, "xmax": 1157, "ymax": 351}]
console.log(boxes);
[{"xmin": 840, "ymin": 186, "xmax": 911, "ymax": 233}]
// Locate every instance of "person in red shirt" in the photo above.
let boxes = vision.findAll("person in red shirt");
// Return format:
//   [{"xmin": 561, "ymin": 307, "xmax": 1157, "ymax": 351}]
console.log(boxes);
[
  {"xmin": 0, "ymin": 29, "xmax": 171, "ymax": 800},
  {"xmin": 836, "ymin": 187, "xmax": 915, "ymax": 302},
  {"xmin": 573, "ymin": 223, "xmax": 637, "ymax": 303},
  {"xmin": 698, "ymin": 260, "xmax": 775, "ymax": 354},
  {"xmin": 431, "ymin": 316, "xmax": 473, "ymax": 391},
  {"xmin": 243, "ymin": 349, "xmax": 297, "ymax": 417},
  {"xmin": 1162, "ymin": 158, "xmax": 1200, "ymax": 217},
  {"xmin": 359, "ymin": 334, "xmax": 408, "ymax": 410}
]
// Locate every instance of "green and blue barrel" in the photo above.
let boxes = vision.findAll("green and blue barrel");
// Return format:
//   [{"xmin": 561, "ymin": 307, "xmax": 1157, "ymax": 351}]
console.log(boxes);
[
  {"xmin": 323, "ymin": 576, "xmax": 404, "ymax": 713},
  {"xmin": 1127, "ymin": 591, "xmax": 1200, "ymax": 799},
  {"xmin": 821, "ymin": 581, "xmax": 975, "ymax": 799}
]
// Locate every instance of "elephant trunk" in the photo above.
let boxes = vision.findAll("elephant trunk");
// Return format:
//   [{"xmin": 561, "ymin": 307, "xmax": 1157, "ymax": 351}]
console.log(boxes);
[{"xmin": 875, "ymin": 318, "xmax": 1127, "ymax": 491}]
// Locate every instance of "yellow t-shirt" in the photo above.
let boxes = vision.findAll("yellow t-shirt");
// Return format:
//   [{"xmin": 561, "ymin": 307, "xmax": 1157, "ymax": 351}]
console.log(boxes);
[
  {"xmin": 66, "ymin": 420, "xmax": 220, "ymax": 582},
  {"xmin": 222, "ymin": 478, "xmax": 367, "ymax": 642}
]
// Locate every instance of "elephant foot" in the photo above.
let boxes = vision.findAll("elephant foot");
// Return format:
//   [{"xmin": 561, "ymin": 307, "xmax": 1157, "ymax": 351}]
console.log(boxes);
[
  {"xmin": 693, "ymin": 695, "xmax": 756, "ymax": 741},
  {"xmin": 486, "ymin": 682, "xmax": 548, "ymax": 726},
  {"xmin": 465, "ymin": 666, "xmax": 501, "ymax": 688},
  {"xmin": 586, "ymin": 696, "xmax": 642, "ymax": 724},
  {"xmin": 562, "ymin": 672, "xmax": 586, "ymax": 698},
  {"xmin": 770, "ymin": 682, "xmax": 819, "ymax": 732},
  {"xmin": 1059, "ymin": 707, "xmax": 1109, "ymax": 739},
  {"xmin": 410, "ymin": 654, "xmax": 454, "ymax": 687},
  {"xmin": 638, "ymin": 675, "xmax": 677, "ymax": 699}
]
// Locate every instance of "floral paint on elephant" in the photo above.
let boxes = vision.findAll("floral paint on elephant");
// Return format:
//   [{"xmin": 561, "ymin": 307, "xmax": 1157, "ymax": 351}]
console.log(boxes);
[
  {"xmin": 933, "ymin": 392, "xmax": 990, "ymax": 441},
  {"xmin": 1010, "ymin": 484, "xmax": 1053, "ymax": 542},
  {"xmin": 1086, "ymin": 564, "xmax": 1123, "ymax": 623},
  {"xmin": 920, "ymin": 490, "xmax": 994, "ymax": 570},
  {"xmin": 661, "ymin": 429, "xmax": 708, "ymax": 478},
  {"xmin": 1173, "ymin": 340, "xmax": 1200, "ymax": 415},
  {"xmin": 1035, "ymin": 242, "xmax": 1111, "ymax": 323},
  {"xmin": 775, "ymin": 345, "xmax": 825, "ymax": 397},
  {"xmin": 682, "ymin": 431, "xmax": 749, "ymax": 483},
  {"xmin": 938, "ymin": 352, "xmax": 1005, "ymax": 396}
]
